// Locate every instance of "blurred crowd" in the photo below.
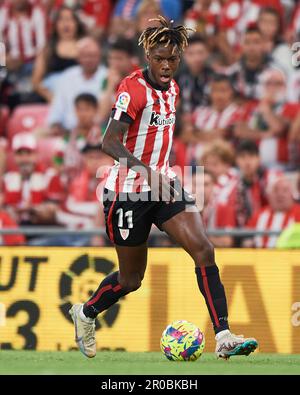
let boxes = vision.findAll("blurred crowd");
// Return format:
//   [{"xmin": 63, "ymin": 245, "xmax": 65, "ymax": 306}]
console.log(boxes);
[{"xmin": 0, "ymin": 0, "xmax": 300, "ymax": 247}]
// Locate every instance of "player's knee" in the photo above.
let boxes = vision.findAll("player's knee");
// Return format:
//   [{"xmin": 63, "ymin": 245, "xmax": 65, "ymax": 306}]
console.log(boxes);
[
  {"xmin": 193, "ymin": 239, "xmax": 215, "ymax": 267},
  {"xmin": 119, "ymin": 273, "xmax": 142, "ymax": 292}
]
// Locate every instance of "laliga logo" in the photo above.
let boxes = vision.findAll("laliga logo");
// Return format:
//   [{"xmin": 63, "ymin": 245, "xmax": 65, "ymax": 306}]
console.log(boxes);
[
  {"xmin": 118, "ymin": 93, "xmax": 130, "ymax": 106},
  {"xmin": 59, "ymin": 254, "xmax": 123, "ymax": 330},
  {"xmin": 117, "ymin": 92, "xmax": 130, "ymax": 111}
]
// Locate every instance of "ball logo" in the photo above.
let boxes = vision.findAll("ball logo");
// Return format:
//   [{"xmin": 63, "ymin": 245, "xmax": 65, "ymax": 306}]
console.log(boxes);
[{"xmin": 116, "ymin": 92, "xmax": 130, "ymax": 112}]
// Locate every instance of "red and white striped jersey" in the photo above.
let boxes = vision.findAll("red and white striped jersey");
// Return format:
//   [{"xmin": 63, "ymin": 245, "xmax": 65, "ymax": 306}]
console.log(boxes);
[
  {"xmin": 193, "ymin": 102, "xmax": 241, "ymax": 131},
  {"xmin": 1, "ymin": 166, "xmax": 63, "ymax": 207},
  {"xmin": 0, "ymin": 2, "xmax": 46, "ymax": 62},
  {"xmin": 189, "ymin": 103, "xmax": 241, "ymax": 161},
  {"xmin": 105, "ymin": 69, "xmax": 179, "ymax": 193},
  {"xmin": 247, "ymin": 204, "xmax": 300, "ymax": 248}
]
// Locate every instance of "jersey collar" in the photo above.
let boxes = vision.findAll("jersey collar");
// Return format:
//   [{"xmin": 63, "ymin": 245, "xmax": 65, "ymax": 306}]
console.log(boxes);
[{"xmin": 143, "ymin": 68, "xmax": 170, "ymax": 91}]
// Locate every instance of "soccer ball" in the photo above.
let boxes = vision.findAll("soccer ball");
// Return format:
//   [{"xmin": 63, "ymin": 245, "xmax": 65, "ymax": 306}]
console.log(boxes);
[{"xmin": 160, "ymin": 320, "xmax": 205, "ymax": 361}]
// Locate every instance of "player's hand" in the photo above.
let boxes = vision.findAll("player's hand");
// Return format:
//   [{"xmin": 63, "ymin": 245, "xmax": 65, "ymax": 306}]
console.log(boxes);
[{"xmin": 148, "ymin": 169, "xmax": 178, "ymax": 203}]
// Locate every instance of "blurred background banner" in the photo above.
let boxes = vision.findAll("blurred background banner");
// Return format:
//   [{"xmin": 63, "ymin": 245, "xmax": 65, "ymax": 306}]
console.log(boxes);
[{"xmin": 0, "ymin": 247, "xmax": 299, "ymax": 353}]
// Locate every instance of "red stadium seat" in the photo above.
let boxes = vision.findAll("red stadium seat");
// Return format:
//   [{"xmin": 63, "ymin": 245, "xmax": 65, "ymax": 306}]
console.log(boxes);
[
  {"xmin": 7, "ymin": 104, "xmax": 49, "ymax": 140},
  {"xmin": 37, "ymin": 137, "xmax": 65, "ymax": 167},
  {"xmin": 6, "ymin": 137, "xmax": 63, "ymax": 170}
]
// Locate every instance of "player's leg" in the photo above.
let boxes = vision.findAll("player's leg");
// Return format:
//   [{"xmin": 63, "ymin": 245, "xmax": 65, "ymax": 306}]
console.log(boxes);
[
  {"xmin": 83, "ymin": 243, "xmax": 147, "ymax": 318},
  {"xmin": 161, "ymin": 208, "xmax": 258, "ymax": 359},
  {"xmin": 70, "ymin": 188, "xmax": 153, "ymax": 358},
  {"xmin": 69, "ymin": 243, "xmax": 148, "ymax": 358}
]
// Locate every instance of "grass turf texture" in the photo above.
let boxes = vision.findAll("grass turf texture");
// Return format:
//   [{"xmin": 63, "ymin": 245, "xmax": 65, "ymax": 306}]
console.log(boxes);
[{"xmin": 0, "ymin": 351, "xmax": 299, "ymax": 375}]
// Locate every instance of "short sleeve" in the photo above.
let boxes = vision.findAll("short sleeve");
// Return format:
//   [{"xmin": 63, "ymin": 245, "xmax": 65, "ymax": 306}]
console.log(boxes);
[{"xmin": 111, "ymin": 76, "xmax": 145, "ymax": 123}]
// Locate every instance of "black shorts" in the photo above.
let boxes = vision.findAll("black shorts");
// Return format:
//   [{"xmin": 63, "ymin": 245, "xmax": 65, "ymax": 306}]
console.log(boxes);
[{"xmin": 103, "ymin": 180, "xmax": 196, "ymax": 246}]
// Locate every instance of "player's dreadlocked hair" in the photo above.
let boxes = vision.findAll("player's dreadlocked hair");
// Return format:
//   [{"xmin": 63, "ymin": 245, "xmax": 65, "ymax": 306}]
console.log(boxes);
[{"xmin": 138, "ymin": 15, "xmax": 194, "ymax": 54}]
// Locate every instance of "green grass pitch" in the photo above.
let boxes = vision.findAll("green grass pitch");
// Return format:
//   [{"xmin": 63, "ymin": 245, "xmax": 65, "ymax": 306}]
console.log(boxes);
[{"xmin": 0, "ymin": 351, "xmax": 299, "ymax": 375}]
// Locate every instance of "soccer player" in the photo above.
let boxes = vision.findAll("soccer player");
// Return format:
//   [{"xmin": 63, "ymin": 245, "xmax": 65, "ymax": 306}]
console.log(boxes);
[{"xmin": 69, "ymin": 16, "xmax": 258, "ymax": 359}]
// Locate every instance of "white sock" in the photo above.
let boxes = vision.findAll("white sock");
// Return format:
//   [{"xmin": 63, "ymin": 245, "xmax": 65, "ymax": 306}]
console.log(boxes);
[
  {"xmin": 215, "ymin": 329, "xmax": 231, "ymax": 341},
  {"xmin": 79, "ymin": 305, "xmax": 94, "ymax": 323}
]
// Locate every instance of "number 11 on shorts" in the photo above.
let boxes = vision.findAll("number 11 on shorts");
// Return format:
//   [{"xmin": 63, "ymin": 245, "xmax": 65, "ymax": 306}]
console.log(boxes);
[{"xmin": 116, "ymin": 209, "xmax": 133, "ymax": 229}]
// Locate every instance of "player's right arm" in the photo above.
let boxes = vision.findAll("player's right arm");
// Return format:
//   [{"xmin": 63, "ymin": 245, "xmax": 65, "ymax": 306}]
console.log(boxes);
[
  {"xmin": 102, "ymin": 75, "xmax": 176, "ymax": 201},
  {"xmin": 102, "ymin": 117, "xmax": 176, "ymax": 201}
]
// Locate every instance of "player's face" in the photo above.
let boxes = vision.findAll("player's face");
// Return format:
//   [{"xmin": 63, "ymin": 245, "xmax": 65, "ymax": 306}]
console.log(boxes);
[{"xmin": 147, "ymin": 45, "xmax": 180, "ymax": 88}]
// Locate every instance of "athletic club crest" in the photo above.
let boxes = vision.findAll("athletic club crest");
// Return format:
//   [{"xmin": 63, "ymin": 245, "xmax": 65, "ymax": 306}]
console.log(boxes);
[{"xmin": 119, "ymin": 229, "xmax": 130, "ymax": 240}]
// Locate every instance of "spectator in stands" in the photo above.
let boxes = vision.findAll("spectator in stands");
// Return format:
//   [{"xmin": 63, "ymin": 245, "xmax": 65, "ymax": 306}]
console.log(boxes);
[
  {"xmin": 183, "ymin": 0, "xmax": 219, "ymax": 40},
  {"xmin": 257, "ymin": 7, "xmax": 293, "ymax": 74},
  {"xmin": 175, "ymin": 35, "xmax": 213, "ymax": 115},
  {"xmin": 64, "ymin": 93, "xmax": 102, "ymax": 174},
  {"xmin": 0, "ymin": 208, "xmax": 25, "ymax": 245},
  {"xmin": 110, "ymin": 0, "xmax": 156, "ymax": 40},
  {"xmin": 32, "ymin": 6, "xmax": 85, "ymax": 103},
  {"xmin": 0, "ymin": 137, "xmax": 7, "ymax": 178},
  {"xmin": 245, "ymin": 176, "xmax": 300, "ymax": 248},
  {"xmin": 0, "ymin": 0, "xmax": 47, "ymax": 108},
  {"xmin": 46, "ymin": 1, "xmax": 113, "ymax": 38},
  {"xmin": 216, "ymin": 140, "xmax": 281, "ymax": 246},
  {"xmin": 1, "ymin": 133, "xmax": 63, "ymax": 229},
  {"xmin": 110, "ymin": 0, "xmax": 182, "ymax": 40},
  {"xmin": 227, "ymin": 26, "xmax": 279, "ymax": 100},
  {"xmin": 192, "ymin": 169, "xmax": 234, "ymax": 247},
  {"xmin": 76, "ymin": 0, "xmax": 114, "ymax": 39},
  {"xmin": 233, "ymin": 68, "xmax": 299, "ymax": 169},
  {"xmin": 183, "ymin": 1, "xmax": 284, "ymax": 67},
  {"xmin": 200, "ymin": 139, "xmax": 237, "ymax": 195},
  {"xmin": 288, "ymin": 38, "xmax": 300, "ymax": 106},
  {"xmin": 56, "ymin": 143, "xmax": 111, "ymax": 246},
  {"xmin": 215, "ymin": 0, "xmax": 247, "ymax": 66},
  {"xmin": 297, "ymin": 171, "xmax": 300, "ymax": 203},
  {"xmin": 98, "ymin": 38, "xmax": 139, "ymax": 125},
  {"xmin": 182, "ymin": 75, "xmax": 241, "ymax": 163},
  {"xmin": 288, "ymin": 111, "xmax": 300, "ymax": 169},
  {"xmin": 134, "ymin": 0, "xmax": 166, "ymax": 65},
  {"xmin": 287, "ymin": 2, "xmax": 300, "ymax": 43},
  {"xmin": 47, "ymin": 36, "xmax": 107, "ymax": 134}
]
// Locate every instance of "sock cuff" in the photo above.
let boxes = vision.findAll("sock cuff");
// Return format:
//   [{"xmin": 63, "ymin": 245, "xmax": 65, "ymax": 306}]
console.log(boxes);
[
  {"xmin": 80, "ymin": 304, "xmax": 95, "ymax": 323},
  {"xmin": 195, "ymin": 265, "xmax": 219, "ymax": 276}
]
